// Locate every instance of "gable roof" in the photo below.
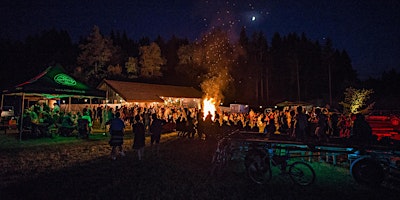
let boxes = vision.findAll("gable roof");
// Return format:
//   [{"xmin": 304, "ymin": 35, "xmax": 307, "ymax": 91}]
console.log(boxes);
[
  {"xmin": 2, "ymin": 65, "xmax": 105, "ymax": 98},
  {"xmin": 98, "ymin": 79, "xmax": 203, "ymax": 102}
]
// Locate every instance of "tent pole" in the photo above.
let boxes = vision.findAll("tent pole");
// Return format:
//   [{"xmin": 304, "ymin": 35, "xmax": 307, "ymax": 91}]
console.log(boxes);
[
  {"xmin": 68, "ymin": 97, "xmax": 71, "ymax": 112},
  {"xmin": 105, "ymin": 90, "xmax": 109, "ymax": 134},
  {"xmin": 19, "ymin": 93, "xmax": 25, "ymax": 142},
  {"xmin": 105, "ymin": 89, "xmax": 109, "ymax": 106}
]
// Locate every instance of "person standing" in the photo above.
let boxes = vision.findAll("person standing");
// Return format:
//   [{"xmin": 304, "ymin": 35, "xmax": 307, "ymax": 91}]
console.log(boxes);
[
  {"xmin": 294, "ymin": 106, "xmax": 308, "ymax": 141},
  {"xmin": 132, "ymin": 114, "xmax": 145, "ymax": 160},
  {"xmin": 108, "ymin": 112, "xmax": 125, "ymax": 160},
  {"xmin": 351, "ymin": 113, "xmax": 374, "ymax": 145},
  {"xmin": 97, "ymin": 105, "xmax": 103, "ymax": 124},
  {"xmin": 203, "ymin": 111, "xmax": 214, "ymax": 140},
  {"xmin": 150, "ymin": 113, "xmax": 164, "ymax": 156},
  {"xmin": 314, "ymin": 108, "xmax": 328, "ymax": 142},
  {"xmin": 82, "ymin": 108, "xmax": 93, "ymax": 135},
  {"xmin": 143, "ymin": 108, "xmax": 150, "ymax": 133},
  {"xmin": 101, "ymin": 106, "xmax": 108, "ymax": 129}
]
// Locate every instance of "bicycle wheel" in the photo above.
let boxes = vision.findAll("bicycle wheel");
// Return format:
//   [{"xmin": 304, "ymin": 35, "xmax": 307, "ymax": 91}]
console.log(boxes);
[
  {"xmin": 211, "ymin": 149, "xmax": 231, "ymax": 177},
  {"xmin": 288, "ymin": 161, "xmax": 316, "ymax": 186},
  {"xmin": 210, "ymin": 152, "xmax": 224, "ymax": 177},
  {"xmin": 350, "ymin": 157, "xmax": 384, "ymax": 186},
  {"xmin": 247, "ymin": 155, "xmax": 272, "ymax": 184}
]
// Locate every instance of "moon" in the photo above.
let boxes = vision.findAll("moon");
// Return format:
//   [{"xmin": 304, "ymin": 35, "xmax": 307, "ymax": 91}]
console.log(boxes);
[{"xmin": 251, "ymin": 16, "xmax": 256, "ymax": 21}]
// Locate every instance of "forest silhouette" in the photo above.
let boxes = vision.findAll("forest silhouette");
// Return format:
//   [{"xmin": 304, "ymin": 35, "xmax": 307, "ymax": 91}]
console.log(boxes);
[{"xmin": 1, "ymin": 27, "xmax": 399, "ymax": 110}]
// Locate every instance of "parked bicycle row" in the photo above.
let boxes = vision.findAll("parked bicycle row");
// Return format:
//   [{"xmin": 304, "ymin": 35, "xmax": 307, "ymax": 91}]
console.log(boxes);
[{"xmin": 210, "ymin": 129, "xmax": 400, "ymax": 187}]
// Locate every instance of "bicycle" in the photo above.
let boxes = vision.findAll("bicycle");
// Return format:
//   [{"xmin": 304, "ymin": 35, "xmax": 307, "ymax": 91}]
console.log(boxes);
[
  {"xmin": 244, "ymin": 143, "xmax": 316, "ymax": 186},
  {"xmin": 350, "ymin": 149, "xmax": 400, "ymax": 186},
  {"xmin": 210, "ymin": 129, "xmax": 241, "ymax": 177}
]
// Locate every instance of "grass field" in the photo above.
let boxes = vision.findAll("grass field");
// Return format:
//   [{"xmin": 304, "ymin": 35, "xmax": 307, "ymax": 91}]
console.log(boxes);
[{"xmin": 0, "ymin": 128, "xmax": 399, "ymax": 200}]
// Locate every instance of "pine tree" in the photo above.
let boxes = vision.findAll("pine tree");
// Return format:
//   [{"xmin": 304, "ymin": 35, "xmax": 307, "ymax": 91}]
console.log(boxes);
[
  {"xmin": 125, "ymin": 57, "xmax": 139, "ymax": 79},
  {"xmin": 139, "ymin": 42, "xmax": 166, "ymax": 78},
  {"xmin": 77, "ymin": 25, "xmax": 117, "ymax": 83}
]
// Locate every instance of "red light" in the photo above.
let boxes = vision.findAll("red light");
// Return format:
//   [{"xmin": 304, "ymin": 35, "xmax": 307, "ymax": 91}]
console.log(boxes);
[{"xmin": 391, "ymin": 118, "xmax": 400, "ymax": 126}]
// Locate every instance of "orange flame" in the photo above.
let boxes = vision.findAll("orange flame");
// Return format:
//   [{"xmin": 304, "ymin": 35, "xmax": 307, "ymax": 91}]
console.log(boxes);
[{"xmin": 203, "ymin": 98, "xmax": 216, "ymax": 121}]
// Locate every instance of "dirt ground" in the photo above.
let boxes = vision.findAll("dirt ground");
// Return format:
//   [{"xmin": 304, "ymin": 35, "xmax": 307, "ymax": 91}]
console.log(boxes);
[{"xmin": 0, "ymin": 128, "xmax": 399, "ymax": 200}]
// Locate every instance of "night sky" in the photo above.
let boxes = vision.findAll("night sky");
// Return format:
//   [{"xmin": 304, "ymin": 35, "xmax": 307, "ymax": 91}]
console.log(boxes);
[{"xmin": 1, "ymin": 0, "xmax": 399, "ymax": 79}]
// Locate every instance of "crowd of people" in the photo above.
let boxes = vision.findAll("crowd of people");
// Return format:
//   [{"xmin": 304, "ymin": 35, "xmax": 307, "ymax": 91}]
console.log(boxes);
[
  {"xmin": 195, "ymin": 105, "xmax": 373, "ymax": 145},
  {"xmin": 20, "ymin": 102, "xmax": 93, "ymax": 138},
  {"xmin": 17, "ymin": 101, "xmax": 374, "ymax": 160},
  {"xmin": 97, "ymin": 103, "xmax": 373, "ymax": 145}
]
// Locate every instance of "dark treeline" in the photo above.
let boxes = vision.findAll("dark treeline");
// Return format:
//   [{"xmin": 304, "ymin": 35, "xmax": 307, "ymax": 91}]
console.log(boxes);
[{"xmin": 1, "ymin": 27, "xmax": 399, "ymax": 110}]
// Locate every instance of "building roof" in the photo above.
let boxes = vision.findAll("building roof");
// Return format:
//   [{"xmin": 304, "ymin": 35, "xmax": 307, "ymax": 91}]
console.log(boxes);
[{"xmin": 97, "ymin": 79, "xmax": 203, "ymax": 102}]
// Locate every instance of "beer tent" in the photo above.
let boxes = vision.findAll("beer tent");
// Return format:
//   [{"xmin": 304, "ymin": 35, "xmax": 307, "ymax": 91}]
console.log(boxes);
[{"xmin": 1, "ymin": 65, "xmax": 105, "ymax": 140}]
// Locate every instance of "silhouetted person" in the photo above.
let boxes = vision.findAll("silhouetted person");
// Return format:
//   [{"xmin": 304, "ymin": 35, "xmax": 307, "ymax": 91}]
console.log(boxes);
[
  {"xmin": 351, "ymin": 113, "xmax": 374, "ymax": 145},
  {"xmin": 314, "ymin": 108, "xmax": 328, "ymax": 142},
  {"xmin": 150, "ymin": 113, "xmax": 164, "ymax": 155},
  {"xmin": 294, "ymin": 106, "xmax": 308, "ymax": 141},
  {"xmin": 132, "ymin": 114, "xmax": 145, "ymax": 160}
]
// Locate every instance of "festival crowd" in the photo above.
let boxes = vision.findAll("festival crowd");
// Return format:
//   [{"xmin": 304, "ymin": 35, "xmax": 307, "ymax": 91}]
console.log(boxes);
[
  {"xmin": 19, "ymin": 101, "xmax": 373, "ymax": 144},
  {"xmin": 17, "ymin": 101, "xmax": 375, "ymax": 160}
]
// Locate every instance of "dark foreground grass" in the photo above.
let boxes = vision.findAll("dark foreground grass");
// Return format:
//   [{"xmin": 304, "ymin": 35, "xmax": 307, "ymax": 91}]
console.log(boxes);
[{"xmin": 0, "ymin": 131, "xmax": 399, "ymax": 200}]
